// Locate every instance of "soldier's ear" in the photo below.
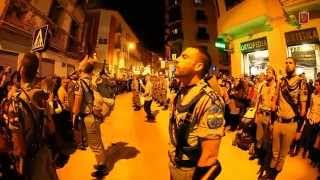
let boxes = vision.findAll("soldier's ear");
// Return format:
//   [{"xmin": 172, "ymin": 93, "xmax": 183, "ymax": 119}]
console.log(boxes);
[{"xmin": 194, "ymin": 62, "xmax": 204, "ymax": 74}]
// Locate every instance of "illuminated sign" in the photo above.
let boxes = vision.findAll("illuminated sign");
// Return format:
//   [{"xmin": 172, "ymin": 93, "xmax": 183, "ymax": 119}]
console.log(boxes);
[
  {"xmin": 299, "ymin": 11, "xmax": 309, "ymax": 24},
  {"xmin": 32, "ymin": 25, "xmax": 49, "ymax": 52},
  {"xmin": 240, "ymin": 37, "xmax": 268, "ymax": 53},
  {"xmin": 285, "ymin": 28, "xmax": 319, "ymax": 46}
]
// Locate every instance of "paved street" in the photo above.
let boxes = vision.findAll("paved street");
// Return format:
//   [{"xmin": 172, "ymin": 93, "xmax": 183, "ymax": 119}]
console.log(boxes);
[{"xmin": 58, "ymin": 93, "xmax": 318, "ymax": 180}]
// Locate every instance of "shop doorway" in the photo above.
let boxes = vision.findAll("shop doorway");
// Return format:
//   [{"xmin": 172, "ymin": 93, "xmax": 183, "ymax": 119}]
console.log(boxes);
[
  {"xmin": 288, "ymin": 44, "xmax": 320, "ymax": 81},
  {"xmin": 243, "ymin": 50, "xmax": 269, "ymax": 76}
]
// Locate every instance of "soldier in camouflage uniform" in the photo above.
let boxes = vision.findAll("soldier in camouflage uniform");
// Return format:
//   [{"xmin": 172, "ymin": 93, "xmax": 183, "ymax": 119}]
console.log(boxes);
[
  {"xmin": 264, "ymin": 57, "xmax": 308, "ymax": 179},
  {"xmin": 1, "ymin": 53, "xmax": 58, "ymax": 180},
  {"xmin": 72, "ymin": 58, "xmax": 110, "ymax": 177},
  {"xmin": 169, "ymin": 47, "xmax": 225, "ymax": 180},
  {"xmin": 131, "ymin": 76, "xmax": 141, "ymax": 111}
]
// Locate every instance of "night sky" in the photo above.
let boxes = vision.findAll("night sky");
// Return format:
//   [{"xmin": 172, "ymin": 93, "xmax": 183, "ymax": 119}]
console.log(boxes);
[{"xmin": 99, "ymin": 0, "xmax": 165, "ymax": 54}]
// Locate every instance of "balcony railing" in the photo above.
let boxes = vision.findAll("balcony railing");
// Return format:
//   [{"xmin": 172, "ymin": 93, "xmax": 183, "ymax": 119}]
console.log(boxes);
[
  {"xmin": 0, "ymin": 0, "xmax": 85, "ymax": 59},
  {"xmin": 279, "ymin": 0, "xmax": 313, "ymax": 7}
]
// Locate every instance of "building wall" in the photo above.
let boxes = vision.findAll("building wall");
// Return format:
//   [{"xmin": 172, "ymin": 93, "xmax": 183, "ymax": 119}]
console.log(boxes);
[
  {"xmin": 30, "ymin": 0, "xmax": 53, "ymax": 16},
  {"xmin": 0, "ymin": 0, "xmax": 87, "ymax": 76},
  {"xmin": 217, "ymin": 0, "xmax": 268, "ymax": 34},
  {"xmin": 96, "ymin": 11, "xmax": 111, "ymax": 63},
  {"xmin": 217, "ymin": 0, "xmax": 320, "ymax": 77},
  {"xmin": 166, "ymin": 0, "xmax": 224, "ymax": 71},
  {"xmin": 88, "ymin": 9, "xmax": 143, "ymax": 78}
]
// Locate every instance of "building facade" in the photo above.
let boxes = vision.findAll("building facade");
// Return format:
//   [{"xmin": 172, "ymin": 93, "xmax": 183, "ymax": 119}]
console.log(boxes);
[
  {"xmin": 216, "ymin": 0, "xmax": 320, "ymax": 80},
  {"xmin": 164, "ymin": 0, "xmax": 228, "ymax": 72},
  {"xmin": 87, "ymin": 9, "xmax": 163, "ymax": 78},
  {"xmin": 0, "ymin": 0, "xmax": 89, "ymax": 77}
]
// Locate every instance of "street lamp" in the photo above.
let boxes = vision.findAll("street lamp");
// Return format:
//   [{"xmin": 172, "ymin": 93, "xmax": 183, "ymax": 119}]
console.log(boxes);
[{"xmin": 127, "ymin": 42, "xmax": 136, "ymax": 71}]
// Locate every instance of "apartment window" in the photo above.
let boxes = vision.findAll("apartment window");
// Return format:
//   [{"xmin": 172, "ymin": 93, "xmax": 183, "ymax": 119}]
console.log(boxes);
[
  {"xmin": 194, "ymin": 0, "xmax": 203, "ymax": 5},
  {"xmin": 68, "ymin": 20, "xmax": 81, "ymax": 52},
  {"xmin": 224, "ymin": 0, "xmax": 244, "ymax": 10},
  {"xmin": 48, "ymin": 0, "xmax": 63, "ymax": 23},
  {"xmin": 197, "ymin": 27, "xmax": 210, "ymax": 41},
  {"xmin": 169, "ymin": 23, "xmax": 183, "ymax": 41},
  {"xmin": 169, "ymin": 6, "xmax": 182, "ymax": 23},
  {"xmin": 70, "ymin": 21, "xmax": 80, "ymax": 38},
  {"xmin": 169, "ymin": 0, "xmax": 180, "ymax": 7},
  {"xmin": 172, "ymin": 28, "xmax": 179, "ymax": 35},
  {"xmin": 195, "ymin": 10, "xmax": 207, "ymax": 22}
]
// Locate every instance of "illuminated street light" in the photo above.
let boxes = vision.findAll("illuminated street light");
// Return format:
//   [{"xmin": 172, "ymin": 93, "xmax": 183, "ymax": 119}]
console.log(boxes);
[
  {"xmin": 128, "ymin": 42, "xmax": 136, "ymax": 50},
  {"xmin": 127, "ymin": 42, "xmax": 136, "ymax": 73}
]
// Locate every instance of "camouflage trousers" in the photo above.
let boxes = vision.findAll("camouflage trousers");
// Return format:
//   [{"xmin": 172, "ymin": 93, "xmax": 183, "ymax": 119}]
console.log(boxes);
[
  {"xmin": 84, "ymin": 114, "xmax": 106, "ymax": 165},
  {"xmin": 169, "ymin": 163, "xmax": 195, "ymax": 180}
]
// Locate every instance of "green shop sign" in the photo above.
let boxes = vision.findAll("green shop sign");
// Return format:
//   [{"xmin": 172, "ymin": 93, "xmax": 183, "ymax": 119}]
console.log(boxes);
[{"xmin": 240, "ymin": 37, "xmax": 268, "ymax": 53}]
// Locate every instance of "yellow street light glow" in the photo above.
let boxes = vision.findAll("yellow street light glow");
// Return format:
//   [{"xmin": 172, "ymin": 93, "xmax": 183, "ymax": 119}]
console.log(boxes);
[{"xmin": 128, "ymin": 42, "xmax": 136, "ymax": 50}]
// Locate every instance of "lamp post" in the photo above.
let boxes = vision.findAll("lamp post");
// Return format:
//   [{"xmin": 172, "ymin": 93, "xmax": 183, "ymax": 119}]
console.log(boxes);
[{"xmin": 127, "ymin": 42, "xmax": 136, "ymax": 72}]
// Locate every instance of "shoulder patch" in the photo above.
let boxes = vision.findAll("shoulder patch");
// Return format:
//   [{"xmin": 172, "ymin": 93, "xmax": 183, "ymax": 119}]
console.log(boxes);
[{"xmin": 206, "ymin": 105, "xmax": 224, "ymax": 129}]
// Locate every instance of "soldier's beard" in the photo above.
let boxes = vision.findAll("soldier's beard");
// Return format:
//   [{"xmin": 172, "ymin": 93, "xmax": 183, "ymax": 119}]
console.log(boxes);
[{"xmin": 286, "ymin": 69, "xmax": 295, "ymax": 77}]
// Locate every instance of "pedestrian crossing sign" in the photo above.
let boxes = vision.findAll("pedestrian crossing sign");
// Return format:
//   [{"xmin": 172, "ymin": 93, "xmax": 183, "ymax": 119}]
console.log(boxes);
[{"xmin": 32, "ymin": 25, "xmax": 49, "ymax": 52}]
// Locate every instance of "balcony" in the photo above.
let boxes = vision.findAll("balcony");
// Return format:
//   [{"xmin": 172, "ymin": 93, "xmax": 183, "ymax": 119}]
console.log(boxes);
[
  {"xmin": 0, "ymin": 0, "xmax": 86, "ymax": 59},
  {"xmin": 217, "ymin": 0, "xmax": 274, "ymax": 39},
  {"xmin": 280, "ymin": 0, "xmax": 320, "ymax": 15}
]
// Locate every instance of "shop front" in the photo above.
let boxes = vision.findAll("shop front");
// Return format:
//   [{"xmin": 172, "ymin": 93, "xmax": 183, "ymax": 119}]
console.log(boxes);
[
  {"xmin": 285, "ymin": 28, "xmax": 320, "ymax": 80},
  {"xmin": 240, "ymin": 37, "xmax": 269, "ymax": 76}
]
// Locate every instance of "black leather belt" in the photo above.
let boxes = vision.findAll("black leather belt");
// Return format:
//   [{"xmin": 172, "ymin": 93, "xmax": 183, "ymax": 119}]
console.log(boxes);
[{"xmin": 278, "ymin": 117, "xmax": 295, "ymax": 123}]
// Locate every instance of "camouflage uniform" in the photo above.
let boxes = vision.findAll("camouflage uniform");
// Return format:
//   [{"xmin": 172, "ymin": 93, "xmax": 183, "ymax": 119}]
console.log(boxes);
[
  {"xmin": 75, "ymin": 75, "xmax": 105, "ymax": 165},
  {"xmin": 255, "ymin": 81, "xmax": 277, "ymax": 149},
  {"xmin": 271, "ymin": 75, "xmax": 307, "ymax": 171},
  {"xmin": 9, "ymin": 83, "xmax": 58, "ymax": 180},
  {"xmin": 169, "ymin": 81, "xmax": 225, "ymax": 180},
  {"xmin": 131, "ymin": 78, "xmax": 140, "ymax": 109}
]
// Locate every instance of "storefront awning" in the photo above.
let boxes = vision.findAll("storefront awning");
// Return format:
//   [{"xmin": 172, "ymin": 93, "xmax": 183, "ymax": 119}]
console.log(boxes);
[{"xmin": 218, "ymin": 16, "xmax": 273, "ymax": 40}]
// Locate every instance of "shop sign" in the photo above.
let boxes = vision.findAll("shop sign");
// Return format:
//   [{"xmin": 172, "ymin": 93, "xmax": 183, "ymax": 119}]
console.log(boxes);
[
  {"xmin": 32, "ymin": 25, "xmax": 49, "ymax": 52},
  {"xmin": 292, "ymin": 50, "xmax": 316, "ymax": 61},
  {"xmin": 285, "ymin": 28, "xmax": 319, "ymax": 46},
  {"xmin": 299, "ymin": 11, "xmax": 309, "ymax": 24},
  {"xmin": 240, "ymin": 37, "xmax": 268, "ymax": 53}
]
